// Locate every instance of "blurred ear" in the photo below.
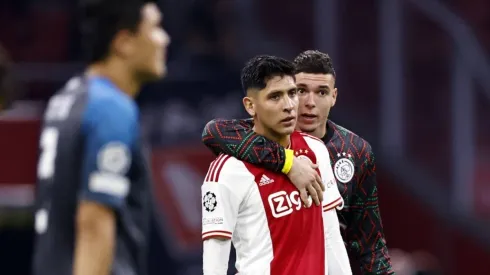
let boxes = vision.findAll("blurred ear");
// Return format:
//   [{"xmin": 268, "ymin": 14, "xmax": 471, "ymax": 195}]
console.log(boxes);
[
  {"xmin": 111, "ymin": 30, "xmax": 136, "ymax": 58},
  {"xmin": 242, "ymin": 96, "xmax": 255, "ymax": 117}
]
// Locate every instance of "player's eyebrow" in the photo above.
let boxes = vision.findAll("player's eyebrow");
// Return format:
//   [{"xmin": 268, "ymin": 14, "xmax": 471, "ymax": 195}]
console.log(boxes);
[{"xmin": 317, "ymin": 85, "xmax": 330, "ymax": 90}]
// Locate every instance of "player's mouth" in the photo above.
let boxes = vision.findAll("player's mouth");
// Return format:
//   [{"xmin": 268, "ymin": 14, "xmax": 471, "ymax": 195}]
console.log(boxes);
[
  {"xmin": 300, "ymin": 113, "xmax": 318, "ymax": 124},
  {"xmin": 280, "ymin": 116, "xmax": 296, "ymax": 126}
]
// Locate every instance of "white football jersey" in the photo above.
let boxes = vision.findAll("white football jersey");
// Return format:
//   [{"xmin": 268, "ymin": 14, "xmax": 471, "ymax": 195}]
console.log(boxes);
[{"xmin": 201, "ymin": 131, "xmax": 346, "ymax": 275}]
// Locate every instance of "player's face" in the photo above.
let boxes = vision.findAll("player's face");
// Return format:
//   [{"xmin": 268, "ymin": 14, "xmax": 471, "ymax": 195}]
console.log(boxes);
[
  {"xmin": 296, "ymin": 73, "xmax": 337, "ymax": 137},
  {"xmin": 244, "ymin": 76, "xmax": 298, "ymax": 140},
  {"xmin": 132, "ymin": 3, "xmax": 170, "ymax": 81}
]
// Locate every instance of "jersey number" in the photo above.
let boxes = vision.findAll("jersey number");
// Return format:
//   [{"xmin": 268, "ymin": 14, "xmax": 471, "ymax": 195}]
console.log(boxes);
[{"xmin": 37, "ymin": 127, "xmax": 59, "ymax": 179}]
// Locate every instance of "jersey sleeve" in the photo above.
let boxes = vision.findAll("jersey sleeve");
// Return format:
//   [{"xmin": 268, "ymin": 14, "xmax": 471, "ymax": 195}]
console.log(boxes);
[
  {"xmin": 322, "ymin": 176, "xmax": 344, "ymax": 212},
  {"xmin": 201, "ymin": 118, "xmax": 291, "ymax": 173},
  {"xmin": 201, "ymin": 155, "xmax": 251, "ymax": 240},
  {"xmin": 79, "ymin": 96, "xmax": 136, "ymax": 209},
  {"xmin": 323, "ymin": 208, "xmax": 353, "ymax": 274},
  {"xmin": 304, "ymin": 135, "xmax": 344, "ymax": 211}
]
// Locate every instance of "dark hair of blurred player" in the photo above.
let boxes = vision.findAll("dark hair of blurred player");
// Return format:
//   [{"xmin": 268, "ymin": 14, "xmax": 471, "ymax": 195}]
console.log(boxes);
[
  {"xmin": 0, "ymin": 45, "xmax": 14, "ymax": 111},
  {"xmin": 293, "ymin": 50, "xmax": 337, "ymax": 139},
  {"xmin": 81, "ymin": 0, "xmax": 170, "ymax": 96},
  {"xmin": 241, "ymin": 55, "xmax": 298, "ymax": 146}
]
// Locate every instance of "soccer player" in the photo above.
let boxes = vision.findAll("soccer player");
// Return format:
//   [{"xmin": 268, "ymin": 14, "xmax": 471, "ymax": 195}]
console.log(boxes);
[
  {"xmin": 32, "ymin": 1, "xmax": 170, "ymax": 275},
  {"xmin": 202, "ymin": 55, "xmax": 351, "ymax": 275},
  {"xmin": 201, "ymin": 50, "xmax": 394, "ymax": 274}
]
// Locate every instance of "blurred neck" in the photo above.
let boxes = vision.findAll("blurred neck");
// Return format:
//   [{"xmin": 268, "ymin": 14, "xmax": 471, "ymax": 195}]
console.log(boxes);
[
  {"xmin": 253, "ymin": 121, "xmax": 291, "ymax": 148},
  {"xmin": 87, "ymin": 57, "xmax": 141, "ymax": 98}
]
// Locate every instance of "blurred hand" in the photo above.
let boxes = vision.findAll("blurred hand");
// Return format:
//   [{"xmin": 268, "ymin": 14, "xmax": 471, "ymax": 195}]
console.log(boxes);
[{"xmin": 287, "ymin": 157, "xmax": 325, "ymax": 207}]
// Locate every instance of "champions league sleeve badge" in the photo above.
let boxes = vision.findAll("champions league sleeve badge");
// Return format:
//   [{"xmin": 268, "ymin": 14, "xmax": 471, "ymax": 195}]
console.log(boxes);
[{"xmin": 334, "ymin": 153, "xmax": 355, "ymax": 183}]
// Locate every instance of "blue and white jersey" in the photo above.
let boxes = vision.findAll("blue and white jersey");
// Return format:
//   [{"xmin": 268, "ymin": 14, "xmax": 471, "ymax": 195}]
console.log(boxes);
[{"xmin": 32, "ymin": 76, "xmax": 151, "ymax": 275}]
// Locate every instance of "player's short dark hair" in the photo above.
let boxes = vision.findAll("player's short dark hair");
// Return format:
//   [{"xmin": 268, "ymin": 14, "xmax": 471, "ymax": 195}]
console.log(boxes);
[
  {"xmin": 79, "ymin": 0, "xmax": 147, "ymax": 62},
  {"xmin": 241, "ymin": 55, "xmax": 295, "ymax": 93},
  {"xmin": 293, "ymin": 50, "xmax": 336, "ymax": 77},
  {"xmin": 0, "ymin": 45, "xmax": 14, "ymax": 109}
]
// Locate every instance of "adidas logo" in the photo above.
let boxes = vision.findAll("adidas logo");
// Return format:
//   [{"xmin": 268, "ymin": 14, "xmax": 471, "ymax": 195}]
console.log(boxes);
[{"xmin": 259, "ymin": 174, "xmax": 274, "ymax": 186}]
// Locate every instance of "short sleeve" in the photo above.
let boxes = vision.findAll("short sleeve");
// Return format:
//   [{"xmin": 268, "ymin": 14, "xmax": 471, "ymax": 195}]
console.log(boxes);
[
  {"xmin": 79, "ymin": 95, "xmax": 137, "ymax": 209},
  {"xmin": 201, "ymin": 155, "xmax": 250, "ymax": 241},
  {"xmin": 305, "ymin": 136, "xmax": 344, "ymax": 212},
  {"xmin": 322, "ymin": 176, "xmax": 344, "ymax": 212}
]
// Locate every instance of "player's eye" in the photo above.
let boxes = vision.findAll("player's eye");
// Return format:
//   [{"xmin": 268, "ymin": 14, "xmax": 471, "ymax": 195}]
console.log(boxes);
[
  {"xmin": 318, "ymin": 90, "xmax": 328, "ymax": 96},
  {"xmin": 288, "ymin": 89, "xmax": 297, "ymax": 97},
  {"xmin": 298, "ymin": 88, "xmax": 306, "ymax": 94},
  {"xmin": 269, "ymin": 94, "xmax": 281, "ymax": 101}
]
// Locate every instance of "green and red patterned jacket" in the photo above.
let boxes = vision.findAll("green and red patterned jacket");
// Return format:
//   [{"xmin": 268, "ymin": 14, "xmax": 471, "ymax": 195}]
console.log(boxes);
[{"xmin": 201, "ymin": 118, "xmax": 394, "ymax": 275}]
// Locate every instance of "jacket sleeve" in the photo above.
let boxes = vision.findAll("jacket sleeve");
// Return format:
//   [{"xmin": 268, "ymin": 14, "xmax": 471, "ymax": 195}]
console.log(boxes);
[
  {"xmin": 201, "ymin": 118, "xmax": 287, "ymax": 173},
  {"xmin": 345, "ymin": 145, "xmax": 395, "ymax": 275}
]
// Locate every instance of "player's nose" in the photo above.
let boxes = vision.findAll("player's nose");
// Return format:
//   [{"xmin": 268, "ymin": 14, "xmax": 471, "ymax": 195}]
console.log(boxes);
[
  {"xmin": 283, "ymin": 96, "xmax": 295, "ymax": 112},
  {"xmin": 304, "ymin": 92, "xmax": 315, "ymax": 108}
]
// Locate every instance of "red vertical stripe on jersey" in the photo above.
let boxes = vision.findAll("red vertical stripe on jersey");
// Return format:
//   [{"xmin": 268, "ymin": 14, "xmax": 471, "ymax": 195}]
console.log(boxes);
[
  {"xmin": 205, "ymin": 154, "xmax": 232, "ymax": 182},
  {"xmin": 214, "ymin": 155, "xmax": 230, "ymax": 182},
  {"xmin": 243, "ymin": 132, "xmax": 325, "ymax": 275}
]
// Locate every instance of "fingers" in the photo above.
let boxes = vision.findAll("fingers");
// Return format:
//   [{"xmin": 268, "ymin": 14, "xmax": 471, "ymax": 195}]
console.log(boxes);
[
  {"xmin": 307, "ymin": 184, "xmax": 320, "ymax": 206},
  {"xmin": 312, "ymin": 177, "xmax": 324, "ymax": 203},
  {"xmin": 299, "ymin": 188, "xmax": 311, "ymax": 208},
  {"xmin": 315, "ymin": 172, "xmax": 325, "ymax": 192}
]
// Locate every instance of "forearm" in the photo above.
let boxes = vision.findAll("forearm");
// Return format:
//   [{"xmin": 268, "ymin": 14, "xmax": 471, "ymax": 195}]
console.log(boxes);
[
  {"xmin": 73, "ymin": 221, "xmax": 115, "ymax": 275},
  {"xmin": 324, "ymin": 209, "xmax": 352, "ymax": 275},
  {"xmin": 201, "ymin": 118, "xmax": 289, "ymax": 173},
  {"xmin": 203, "ymin": 238, "xmax": 231, "ymax": 275}
]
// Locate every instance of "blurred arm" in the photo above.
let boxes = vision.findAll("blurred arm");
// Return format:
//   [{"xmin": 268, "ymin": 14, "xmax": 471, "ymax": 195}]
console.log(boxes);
[
  {"xmin": 74, "ymin": 98, "xmax": 135, "ymax": 275},
  {"xmin": 74, "ymin": 202, "xmax": 116, "ymax": 275}
]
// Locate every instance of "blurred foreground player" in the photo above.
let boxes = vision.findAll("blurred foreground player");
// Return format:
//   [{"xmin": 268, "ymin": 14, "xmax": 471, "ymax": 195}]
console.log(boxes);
[
  {"xmin": 32, "ymin": 1, "xmax": 170, "ymax": 275},
  {"xmin": 202, "ymin": 51, "xmax": 393, "ymax": 274},
  {"xmin": 202, "ymin": 56, "xmax": 351, "ymax": 275}
]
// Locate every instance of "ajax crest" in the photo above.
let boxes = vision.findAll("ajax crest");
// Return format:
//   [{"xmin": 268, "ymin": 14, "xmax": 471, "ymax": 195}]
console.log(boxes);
[{"xmin": 334, "ymin": 158, "xmax": 355, "ymax": 183}]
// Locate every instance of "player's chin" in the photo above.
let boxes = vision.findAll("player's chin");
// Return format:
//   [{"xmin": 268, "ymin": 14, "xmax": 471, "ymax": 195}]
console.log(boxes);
[
  {"xmin": 277, "ymin": 125, "xmax": 296, "ymax": 135},
  {"xmin": 297, "ymin": 122, "xmax": 317, "ymax": 133},
  {"xmin": 143, "ymin": 67, "xmax": 166, "ymax": 82}
]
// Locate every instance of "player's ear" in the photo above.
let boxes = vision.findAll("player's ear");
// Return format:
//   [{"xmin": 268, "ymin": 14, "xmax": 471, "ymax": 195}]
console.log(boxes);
[
  {"xmin": 243, "ymin": 96, "xmax": 255, "ymax": 117},
  {"xmin": 331, "ymin": 87, "xmax": 338, "ymax": 108},
  {"xmin": 112, "ymin": 30, "xmax": 136, "ymax": 58}
]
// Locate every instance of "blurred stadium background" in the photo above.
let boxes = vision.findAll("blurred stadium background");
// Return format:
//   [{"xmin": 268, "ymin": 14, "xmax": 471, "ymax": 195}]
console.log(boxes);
[{"xmin": 0, "ymin": 0, "xmax": 489, "ymax": 274}]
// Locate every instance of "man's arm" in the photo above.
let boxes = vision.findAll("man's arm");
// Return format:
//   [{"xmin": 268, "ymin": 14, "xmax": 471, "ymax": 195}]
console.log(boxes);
[
  {"xmin": 346, "ymin": 147, "xmax": 394, "ymax": 275},
  {"xmin": 203, "ymin": 239, "xmax": 231, "ymax": 275},
  {"xmin": 201, "ymin": 156, "xmax": 244, "ymax": 275},
  {"xmin": 74, "ymin": 99, "xmax": 136, "ymax": 275},
  {"xmin": 202, "ymin": 119, "xmax": 324, "ymax": 206},
  {"xmin": 324, "ymin": 209, "xmax": 352, "ymax": 275},
  {"xmin": 311, "ymin": 135, "xmax": 351, "ymax": 274},
  {"xmin": 202, "ymin": 118, "xmax": 288, "ymax": 172}
]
